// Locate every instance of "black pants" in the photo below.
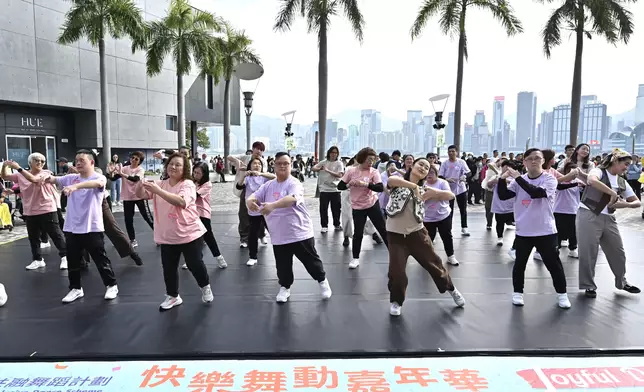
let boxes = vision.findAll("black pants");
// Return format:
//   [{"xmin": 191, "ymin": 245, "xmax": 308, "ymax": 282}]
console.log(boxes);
[
  {"xmin": 200, "ymin": 217, "xmax": 222, "ymax": 258},
  {"xmin": 238, "ymin": 188, "xmax": 250, "ymax": 243},
  {"xmin": 26, "ymin": 211, "xmax": 66, "ymax": 260},
  {"xmin": 628, "ymin": 179, "xmax": 641, "ymax": 200},
  {"xmin": 161, "ymin": 237, "xmax": 210, "ymax": 297},
  {"xmin": 468, "ymin": 180, "xmax": 482, "ymax": 203},
  {"xmin": 319, "ymin": 192, "xmax": 341, "ymax": 228},
  {"xmin": 60, "ymin": 193, "xmax": 67, "ymax": 212},
  {"xmin": 484, "ymin": 190, "xmax": 494, "ymax": 226},
  {"xmin": 513, "ymin": 234, "xmax": 567, "ymax": 294},
  {"xmin": 554, "ymin": 213, "xmax": 577, "ymax": 250},
  {"xmin": 423, "ymin": 217, "xmax": 454, "ymax": 257},
  {"xmin": 352, "ymin": 201, "xmax": 388, "ymax": 259},
  {"xmin": 273, "ymin": 237, "xmax": 326, "ymax": 288},
  {"xmin": 248, "ymin": 215, "xmax": 267, "ymax": 259},
  {"xmin": 449, "ymin": 192, "xmax": 468, "ymax": 229},
  {"xmin": 123, "ymin": 199, "xmax": 154, "ymax": 241},
  {"xmin": 65, "ymin": 232, "xmax": 116, "ymax": 290},
  {"xmin": 495, "ymin": 212, "xmax": 514, "ymax": 238}
]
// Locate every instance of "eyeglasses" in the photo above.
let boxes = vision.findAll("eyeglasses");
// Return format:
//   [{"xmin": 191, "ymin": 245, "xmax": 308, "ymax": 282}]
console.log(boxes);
[{"xmin": 275, "ymin": 161, "xmax": 290, "ymax": 167}]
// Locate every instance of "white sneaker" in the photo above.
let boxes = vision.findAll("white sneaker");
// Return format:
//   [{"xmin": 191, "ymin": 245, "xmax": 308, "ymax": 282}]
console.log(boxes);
[
  {"xmin": 215, "ymin": 255, "xmax": 228, "ymax": 269},
  {"xmin": 276, "ymin": 287, "xmax": 290, "ymax": 303},
  {"xmin": 104, "ymin": 285, "xmax": 118, "ymax": 300},
  {"xmin": 240, "ymin": 242, "xmax": 248, "ymax": 248},
  {"xmin": 461, "ymin": 228, "xmax": 470, "ymax": 236},
  {"xmin": 181, "ymin": 263, "xmax": 188, "ymax": 270},
  {"xmin": 449, "ymin": 289, "xmax": 465, "ymax": 307},
  {"xmin": 512, "ymin": 292, "xmax": 524, "ymax": 306},
  {"xmin": 0, "ymin": 284, "xmax": 7, "ymax": 307},
  {"xmin": 40, "ymin": 242, "xmax": 50, "ymax": 249},
  {"xmin": 26, "ymin": 259, "xmax": 45, "ymax": 270},
  {"xmin": 160, "ymin": 295, "xmax": 183, "ymax": 310},
  {"xmin": 508, "ymin": 248, "xmax": 516, "ymax": 261},
  {"xmin": 246, "ymin": 258, "xmax": 258, "ymax": 266},
  {"xmin": 131, "ymin": 240, "xmax": 138, "ymax": 248},
  {"xmin": 533, "ymin": 252, "xmax": 543, "ymax": 261},
  {"xmin": 321, "ymin": 227, "xmax": 328, "ymax": 233},
  {"xmin": 60, "ymin": 256, "xmax": 68, "ymax": 270},
  {"xmin": 62, "ymin": 288, "xmax": 84, "ymax": 303},
  {"xmin": 348, "ymin": 259, "xmax": 360, "ymax": 269},
  {"xmin": 561, "ymin": 240, "xmax": 569, "ymax": 247},
  {"xmin": 496, "ymin": 238, "xmax": 503, "ymax": 246},
  {"xmin": 201, "ymin": 284, "xmax": 214, "ymax": 303},
  {"xmin": 389, "ymin": 302, "xmax": 402, "ymax": 316},
  {"xmin": 558, "ymin": 293, "xmax": 571, "ymax": 309},
  {"xmin": 260, "ymin": 237, "xmax": 268, "ymax": 245},
  {"xmin": 568, "ymin": 249, "xmax": 579, "ymax": 258},
  {"xmin": 319, "ymin": 279, "xmax": 332, "ymax": 299},
  {"xmin": 447, "ymin": 255, "xmax": 459, "ymax": 266}
]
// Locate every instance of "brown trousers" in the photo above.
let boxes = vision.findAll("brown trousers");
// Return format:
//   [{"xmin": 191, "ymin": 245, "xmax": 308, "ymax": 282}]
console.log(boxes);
[
  {"xmin": 102, "ymin": 198, "xmax": 134, "ymax": 258},
  {"xmin": 387, "ymin": 228, "xmax": 454, "ymax": 305}
]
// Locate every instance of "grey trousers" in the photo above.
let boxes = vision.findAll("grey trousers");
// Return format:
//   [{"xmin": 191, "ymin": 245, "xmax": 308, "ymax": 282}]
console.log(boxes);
[{"xmin": 576, "ymin": 208, "xmax": 628, "ymax": 290}]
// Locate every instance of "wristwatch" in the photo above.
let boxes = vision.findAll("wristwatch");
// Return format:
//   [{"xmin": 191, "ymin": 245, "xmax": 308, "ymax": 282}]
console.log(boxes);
[{"xmin": 17, "ymin": 168, "xmax": 23, "ymax": 173}]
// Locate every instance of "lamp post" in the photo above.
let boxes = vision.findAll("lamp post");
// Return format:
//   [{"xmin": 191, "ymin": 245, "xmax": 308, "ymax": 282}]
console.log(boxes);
[
  {"xmin": 234, "ymin": 63, "xmax": 264, "ymax": 151},
  {"xmin": 429, "ymin": 94, "xmax": 450, "ymax": 157},
  {"xmin": 282, "ymin": 110, "xmax": 296, "ymax": 155}
]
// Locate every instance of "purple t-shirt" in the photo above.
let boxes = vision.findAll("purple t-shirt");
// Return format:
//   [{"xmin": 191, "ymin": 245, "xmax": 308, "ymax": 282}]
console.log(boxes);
[
  {"xmin": 245, "ymin": 176, "xmax": 270, "ymax": 217},
  {"xmin": 491, "ymin": 181, "xmax": 514, "ymax": 214},
  {"xmin": 251, "ymin": 176, "xmax": 314, "ymax": 245},
  {"xmin": 508, "ymin": 172, "xmax": 558, "ymax": 237},
  {"xmin": 554, "ymin": 182, "xmax": 581, "ymax": 214},
  {"xmin": 423, "ymin": 179, "xmax": 452, "ymax": 222},
  {"xmin": 438, "ymin": 159, "xmax": 470, "ymax": 196},
  {"xmin": 57, "ymin": 172, "xmax": 106, "ymax": 234}
]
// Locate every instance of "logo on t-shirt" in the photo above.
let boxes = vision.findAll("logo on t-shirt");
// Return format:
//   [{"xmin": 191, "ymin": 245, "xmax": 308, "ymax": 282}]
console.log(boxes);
[
  {"xmin": 521, "ymin": 200, "xmax": 531, "ymax": 208},
  {"xmin": 273, "ymin": 192, "xmax": 281, "ymax": 200},
  {"xmin": 168, "ymin": 212, "xmax": 178, "ymax": 220}
]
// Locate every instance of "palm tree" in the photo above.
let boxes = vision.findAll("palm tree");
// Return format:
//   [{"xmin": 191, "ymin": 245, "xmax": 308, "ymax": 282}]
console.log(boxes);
[
  {"xmin": 138, "ymin": 0, "xmax": 223, "ymax": 148},
  {"xmin": 274, "ymin": 0, "xmax": 365, "ymax": 156},
  {"xmin": 540, "ymin": 0, "xmax": 636, "ymax": 146},
  {"xmin": 58, "ymin": 0, "xmax": 145, "ymax": 163},
  {"xmin": 211, "ymin": 24, "xmax": 261, "ymax": 170},
  {"xmin": 411, "ymin": 0, "xmax": 522, "ymax": 150}
]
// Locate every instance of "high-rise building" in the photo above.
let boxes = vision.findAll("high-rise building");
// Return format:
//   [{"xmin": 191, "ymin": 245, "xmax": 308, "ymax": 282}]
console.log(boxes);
[
  {"xmin": 502, "ymin": 121, "xmax": 511, "ymax": 152},
  {"xmin": 360, "ymin": 110, "xmax": 381, "ymax": 148},
  {"xmin": 446, "ymin": 112, "xmax": 455, "ymax": 146},
  {"xmin": 493, "ymin": 97, "xmax": 505, "ymax": 151},
  {"xmin": 635, "ymin": 84, "xmax": 644, "ymax": 126},
  {"xmin": 540, "ymin": 111, "xmax": 554, "ymax": 148},
  {"xmin": 516, "ymin": 92, "xmax": 537, "ymax": 149},
  {"xmin": 463, "ymin": 123, "xmax": 473, "ymax": 152},
  {"xmin": 423, "ymin": 116, "xmax": 434, "ymax": 153},
  {"xmin": 617, "ymin": 119, "xmax": 625, "ymax": 132},
  {"xmin": 476, "ymin": 123, "xmax": 490, "ymax": 156},
  {"xmin": 348, "ymin": 125, "xmax": 359, "ymax": 154},
  {"xmin": 406, "ymin": 110, "xmax": 422, "ymax": 151},
  {"xmin": 581, "ymin": 102, "xmax": 608, "ymax": 154},
  {"xmin": 552, "ymin": 105, "xmax": 571, "ymax": 152},
  {"xmin": 474, "ymin": 111, "xmax": 486, "ymax": 129}
]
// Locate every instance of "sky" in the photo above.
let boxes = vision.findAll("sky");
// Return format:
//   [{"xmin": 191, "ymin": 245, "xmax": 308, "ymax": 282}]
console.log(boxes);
[{"xmin": 192, "ymin": 0, "xmax": 644, "ymax": 127}]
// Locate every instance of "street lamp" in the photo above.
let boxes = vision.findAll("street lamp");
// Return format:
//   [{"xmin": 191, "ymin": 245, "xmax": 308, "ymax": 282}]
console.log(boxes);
[
  {"xmin": 430, "ymin": 94, "xmax": 450, "ymax": 156},
  {"xmin": 282, "ymin": 110, "xmax": 296, "ymax": 155},
  {"xmin": 234, "ymin": 62, "xmax": 264, "ymax": 151}
]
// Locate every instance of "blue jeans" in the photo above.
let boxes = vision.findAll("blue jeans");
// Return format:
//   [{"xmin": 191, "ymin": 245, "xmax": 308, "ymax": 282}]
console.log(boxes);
[{"xmin": 110, "ymin": 178, "xmax": 121, "ymax": 202}]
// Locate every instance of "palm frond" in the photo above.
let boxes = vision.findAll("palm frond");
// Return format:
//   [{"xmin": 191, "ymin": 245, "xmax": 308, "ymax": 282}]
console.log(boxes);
[
  {"xmin": 439, "ymin": 0, "xmax": 461, "ymax": 38},
  {"xmin": 58, "ymin": 3, "xmax": 92, "ymax": 45},
  {"xmin": 338, "ymin": 0, "xmax": 365, "ymax": 42},
  {"xmin": 274, "ymin": 0, "xmax": 303, "ymax": 31},
  {"xmin": 470, "ymin": 0, "xmax": 524, "ymax": 36},
  {"xmin": 410, "ymin": 0, "xmax": 444, "ymax": 39},
  {"xmin": 601, "ymin": 0, "xmax": 635, "ymax": 44},
  {"xmin": 541, "ymin": 2, "xmax": 574, "ymax": 58},
  {"xmin": 145, "ymin": 20, "xmax": 174, "ymax": 76}
]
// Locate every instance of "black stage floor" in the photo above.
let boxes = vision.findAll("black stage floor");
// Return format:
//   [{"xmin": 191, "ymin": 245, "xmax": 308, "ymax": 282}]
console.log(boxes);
[{"xmin": 1, "ymin": 209, "xmax": 643, "ymax": 360}]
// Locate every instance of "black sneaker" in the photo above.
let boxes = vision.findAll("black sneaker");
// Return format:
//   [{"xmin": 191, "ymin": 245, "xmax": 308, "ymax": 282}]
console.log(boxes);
[
  {"xmin": 372, "ymin": 233, "xmax": 383, "ymax": 244},
  {"xmin": 623, "ymin": 284, "xmax": 641, "ymax": 294},
  {"xmin": 585, "ymin": 289, "xmax": 597, "ymax": 298},
  {"xmin": 342, "ymin": 237, "xmax": 350, "ymax": 247},
  {"xmin": 131, "ymin": 252, "xmax": 143, "ymax": 266}
]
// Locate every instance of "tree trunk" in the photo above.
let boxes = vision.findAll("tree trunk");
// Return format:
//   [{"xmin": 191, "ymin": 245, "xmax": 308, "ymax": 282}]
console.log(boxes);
[
  {"xmin": 177, "ymin": 74, "xmax": 185, "ymax": 148},
  {"xmin": 99, "ymin": 38, "xmax": 111, "ymax": 166},
  {"xmin": 318, "ymin": 19, "xmax": 328, "ymax": 157},
  {"xmin": 453, "ymin": 5, "xmax": 467, "ymax": 151},
  {"xmin": 223, "ymin": 78, "xmax": 231, "ymax": 173},
  {"xmin": 569, "ymin": 3, "xmax": 584, "ymax": 147}
]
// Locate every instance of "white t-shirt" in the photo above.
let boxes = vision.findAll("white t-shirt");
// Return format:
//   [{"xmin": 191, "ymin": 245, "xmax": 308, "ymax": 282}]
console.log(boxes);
[{"xmin": 580, "ymin": 168, "xmax": 635, "ymax": 215}]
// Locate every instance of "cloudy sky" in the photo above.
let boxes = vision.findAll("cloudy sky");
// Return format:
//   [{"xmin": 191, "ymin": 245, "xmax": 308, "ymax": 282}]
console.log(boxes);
[{"xmin": 193, "ymin": 0, "xmax": 644, "ymax": 126}]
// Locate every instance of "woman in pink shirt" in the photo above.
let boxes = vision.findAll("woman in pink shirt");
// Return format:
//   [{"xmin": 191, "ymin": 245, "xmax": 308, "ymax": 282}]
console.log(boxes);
[
  {"xmin": 337, "ymin": 147, "xmax": 388, "ymax": 269},
  {"xmin": 120, "ymin": 151, "xmax": 154, "ymax": 248},
  {"xmin": 136, "ymin": 153, "xmax": 212, "ymax": 311},
  {"xmin": 184, "ymin": 162, "xmax": 227, "ymax": 269},
  {"xmin": 1, "ymin": 154, "xmax": 67, "ymax": 270}
]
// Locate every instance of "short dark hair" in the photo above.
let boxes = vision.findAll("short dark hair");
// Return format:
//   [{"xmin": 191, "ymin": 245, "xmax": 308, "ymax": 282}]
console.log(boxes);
[
  {"xmin": 501, "ymin": 159, "xmax": 515, "ymax": 169},
  {"xmin": 193, "ymin": 162, "xmax": 210, "ymax": 185},
  {"xmin": 541, "ymin": 149, "xmax": 556, "ymax": 168},
  {"xmin": 326, "ymin": 146, "xmax": 340, "ymax": 160},
  {"xmin": 524, "ymin": 148, "xmax": 542, "ymax": 160},
  {"xmin": 252, "ymin": 141, "xmax": 266, "ymax": 151},
  {"xmin": 565, "ymin": 144, "xmax": 575, "ymax": 150},
  {"xmin": 392, "ymin": 150, "xmax": 401, "ymax": 157},
  {"xmin": 448, "ymin": 145, "xmax": 458, "ymax": 151},
  {"xmin": 75, "ymin": 149, "xmax": 97, "ymax": 163},
  {"xmin": 130, "ymin": 151, "xmax": 145, "ymax": 163},
  {"xmin": 355, "ymin": 147, "xmax": 377, "ymax": 164},
  {"xmin": 246, "ymin": 156, "xmax": 264, "ymax": 171},
  {"xmin": 274, "ymin": 151, "xmax": 290, "ymax": 161}
]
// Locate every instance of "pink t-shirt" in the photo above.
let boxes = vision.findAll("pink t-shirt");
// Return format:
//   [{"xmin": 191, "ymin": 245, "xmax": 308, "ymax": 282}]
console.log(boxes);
[
  {"xmin": 195, "ymin": 181, "xmax": 212, "ymax": 219},
  {"xmin": 342, "ymin": 166, "xmax": 382, "ymax": 210},
  {"xmin": 546, "ymin": 167, "xmax": 563, "ymax": 179},
  {"xmin": 144, "ymin": 179, "xmax": 206, "ymax": 245},
  {"xmin": 9, "ymin": 170, "xmax": 58, "ymax": 216},
  {"xmin": 120, "ymin": 165, "xmax": 145, "ymax": 201}
]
